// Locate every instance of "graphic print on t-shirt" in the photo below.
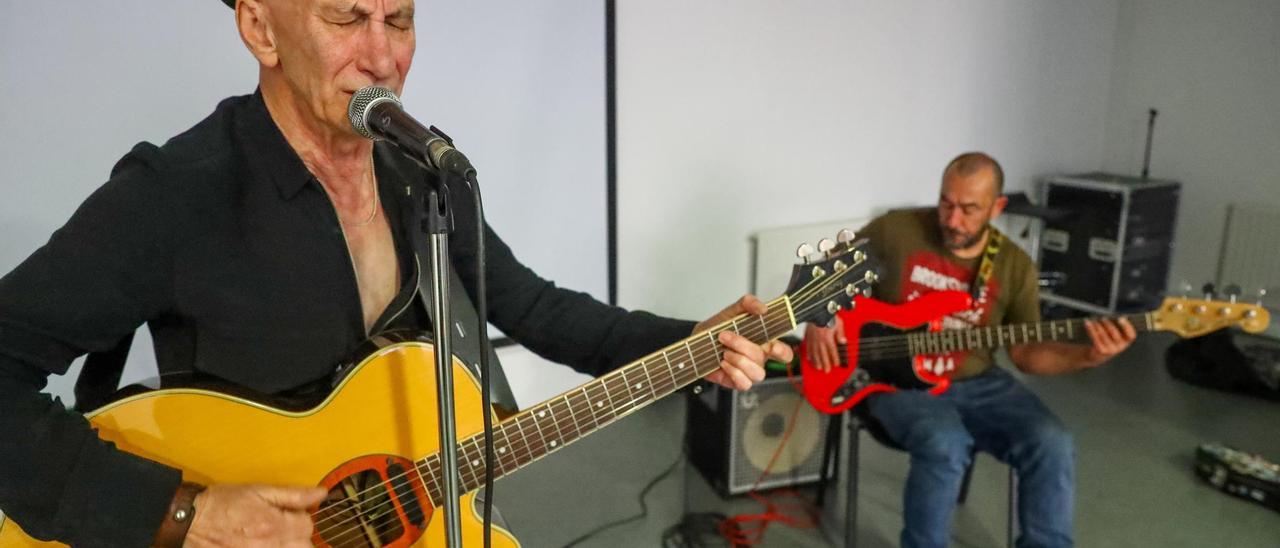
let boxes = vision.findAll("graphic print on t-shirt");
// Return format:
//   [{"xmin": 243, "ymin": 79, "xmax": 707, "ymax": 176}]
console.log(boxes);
[{"xmin": 899, "ymin": 250, "xmax": 999, "ymax": 376}]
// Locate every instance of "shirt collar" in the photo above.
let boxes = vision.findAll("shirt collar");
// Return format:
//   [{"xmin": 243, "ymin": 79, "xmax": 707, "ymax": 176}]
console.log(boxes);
[{"xmin": 236, "ymin": 89, "xmax": 321, "ymax": 201}]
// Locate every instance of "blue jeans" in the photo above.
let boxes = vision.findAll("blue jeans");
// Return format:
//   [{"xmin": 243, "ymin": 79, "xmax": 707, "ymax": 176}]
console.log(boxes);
[{"xmin": 866, "ymin": 366, "xmax": 1074, "ymax": 548}]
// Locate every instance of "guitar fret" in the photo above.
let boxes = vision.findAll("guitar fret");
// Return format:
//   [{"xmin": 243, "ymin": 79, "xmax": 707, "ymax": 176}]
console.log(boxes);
[
  {"xmin": 508, "ymin": 418, "xmax": 533, "ymax": 464},
  {"xmin": 541, "ymin": 403, "xmax": 564, "ymax": 448},
  {"xmin": 560, "ymin": 395, "xmax": 582, "ymax": 441},
  {"xmin": 665, "ymin": 348, "xmax": 687, "ymax": 385},
  {"xmin": 492, "ymin": 425, "xmax": 518, "ymax": 472},
  {"xmin": 1035, "ymin": 321, "xmax": 1043, "ymax": 343},
  {"xmin": 758, "ymin": 314, "xmax": 771, "ymax": 340},
  {"xmin": 418, "ymin": 457, "xmax": 441, "ymax": 504},
  {"xmin": 460, "ymin": 441, "xmax": 483, "ymax": 489},
  {"xmin": 1066, "ymin": 320, "xmax": 1074, "ymax": 339},
  {"xmin": 618, "ymin": 368, "xmax": 640, "ymax": 414},
  {"xmin": 659, "ymin": 352, "xmax": 680, "ymax": 395},
  {"xmin": 579, "ymin": 387, "xmax": 603, "ymax": 429},
  {"xmin": 643, "ymin": 360, "xmax": 661, "ymax": 399},
  {"xmin": 685, "ymin": 342, "xmax": 701, "ymax": 375},
  {"xmin": 705, "ymin": 331, "xmax": 721, "ymax": 364},
  {"xmin": 525, "ymin": 410, "xmax": 548, "ymax": 456}
]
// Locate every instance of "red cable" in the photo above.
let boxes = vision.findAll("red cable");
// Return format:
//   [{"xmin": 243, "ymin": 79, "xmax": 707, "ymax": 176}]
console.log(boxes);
[{"xmin": 716, "ymin": 358, "xmax": 820, "ymax": 546}]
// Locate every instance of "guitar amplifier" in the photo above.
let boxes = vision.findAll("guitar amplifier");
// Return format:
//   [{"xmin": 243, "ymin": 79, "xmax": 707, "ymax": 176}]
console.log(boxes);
[
  {"xmin": 1037, "ymin": 173, "xmax": 1180, "ymax": 313},
  {"xmin": 686, "ymin": 376, "xmax": 832, "ymax": 496}
]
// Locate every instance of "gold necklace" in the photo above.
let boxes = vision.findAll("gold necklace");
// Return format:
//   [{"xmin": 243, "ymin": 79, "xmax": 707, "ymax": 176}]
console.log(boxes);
[
  {"xmin": 320, "ymin": 160, "xmax": 379, "ymax": 227},
  {"xmin": 347, "ymin": 161, "xmax": 379, "ymax": 227}
]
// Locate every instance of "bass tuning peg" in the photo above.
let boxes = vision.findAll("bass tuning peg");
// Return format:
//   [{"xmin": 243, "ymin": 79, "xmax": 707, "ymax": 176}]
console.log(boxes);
[{"xmin": 1223, "ymin": 283, "xmax": 1242, "ymax": 303}]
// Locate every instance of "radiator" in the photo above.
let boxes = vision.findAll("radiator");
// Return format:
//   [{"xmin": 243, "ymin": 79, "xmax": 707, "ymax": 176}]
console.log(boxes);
[{"xmin": 1217, "ymin": 203, "xmax": 1280, "ymax": 310}]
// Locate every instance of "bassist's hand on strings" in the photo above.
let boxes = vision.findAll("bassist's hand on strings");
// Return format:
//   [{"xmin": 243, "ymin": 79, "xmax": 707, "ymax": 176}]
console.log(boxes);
[
  {"xmin": 182, "ymin": 483, "xmax": 327, "ymax": 547},
  {"xmin": 696, "ymin": 295, "xmax": 793, "ymax": 391},
  {"xmin": 1081, "ymin": 317, "xmax": 1137, "ymax": 367},
  {"xmin": 804, "ymin": 315, "xmax": 847, "ymax": 372}
]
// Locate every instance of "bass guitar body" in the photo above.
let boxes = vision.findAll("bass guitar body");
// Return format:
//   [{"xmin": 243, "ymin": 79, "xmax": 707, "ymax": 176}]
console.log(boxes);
[
  {"xmin": 799, "ymin": 291, "xmax": 973, "ymax": 414},
  {"xmin": 0, "ymin": 339, "xmax": 521, "ymax": 548}
]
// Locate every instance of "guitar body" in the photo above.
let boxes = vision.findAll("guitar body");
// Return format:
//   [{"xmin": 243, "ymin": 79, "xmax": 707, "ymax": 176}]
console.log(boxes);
[
  {"xmin": 0, "ymin": 340, "xmax": 520, "ymax": 548},
  {"xmin": 800, "ymin": 291, "xmax": 972, "ymax": 414}
]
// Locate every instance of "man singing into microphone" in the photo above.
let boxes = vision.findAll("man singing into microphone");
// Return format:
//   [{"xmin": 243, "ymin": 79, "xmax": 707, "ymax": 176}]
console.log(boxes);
[{"xmin": 0, "ymin": 1, "xmax": 791, "ymax": 545}]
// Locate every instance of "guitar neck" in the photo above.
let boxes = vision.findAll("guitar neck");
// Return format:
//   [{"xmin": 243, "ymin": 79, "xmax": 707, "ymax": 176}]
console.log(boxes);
[
  {"xmin": 855, "ymin": 312, "xmax": 1156, "ymax": 362},
  {"xmin": 416, "ymin": 297, "xmax": 798, "ymax": 499}
]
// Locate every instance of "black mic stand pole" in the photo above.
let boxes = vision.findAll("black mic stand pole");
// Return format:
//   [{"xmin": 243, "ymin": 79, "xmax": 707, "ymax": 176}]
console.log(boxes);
[{"xmin": 419, "ymin": 180, "xmax": 464, "ymax": 548}]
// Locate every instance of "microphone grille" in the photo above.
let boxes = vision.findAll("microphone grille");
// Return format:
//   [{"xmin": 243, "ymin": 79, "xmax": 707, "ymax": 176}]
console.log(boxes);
[{"xmin": 348, "ymin": 86, "xmax": 402, "ymax": 139}]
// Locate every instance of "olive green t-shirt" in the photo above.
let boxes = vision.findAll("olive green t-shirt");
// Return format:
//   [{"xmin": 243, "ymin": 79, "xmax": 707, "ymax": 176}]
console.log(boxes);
[{"xmin": 859, "ymin": 208, "xmax": 1040, "ymax": 379}]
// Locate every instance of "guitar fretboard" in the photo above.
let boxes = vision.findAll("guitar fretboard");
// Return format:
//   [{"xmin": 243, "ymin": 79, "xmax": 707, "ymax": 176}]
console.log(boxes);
[
  {"xmin": 414, "ymin": 298, "xmax": 798, "ymax": 504},
  {"xmin": 853, "ymin": 313, "xmax": 1155, "ymax": 362}
]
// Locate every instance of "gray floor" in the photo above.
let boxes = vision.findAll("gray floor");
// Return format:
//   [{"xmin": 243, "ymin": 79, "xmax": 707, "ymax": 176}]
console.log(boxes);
[{"xmin": 495, "ymin": 333, "xmax": 1280, "ymax": 547}]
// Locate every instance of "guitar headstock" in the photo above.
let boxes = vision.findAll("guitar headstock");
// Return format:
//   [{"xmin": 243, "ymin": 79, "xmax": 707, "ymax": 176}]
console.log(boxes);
[
  {"xmin": 783, "ymin": 230, "xmax": 878, "ymax": 327},
  {"xmin": 1152, "ymin": 296, "xmax": 1271, "ymax": 337}
]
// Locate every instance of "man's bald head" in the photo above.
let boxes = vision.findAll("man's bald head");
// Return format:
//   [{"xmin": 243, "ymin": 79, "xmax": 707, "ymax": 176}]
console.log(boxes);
[{"xmin": 942, "ymin": 152, "xmax": 1004, "ymax": 198}]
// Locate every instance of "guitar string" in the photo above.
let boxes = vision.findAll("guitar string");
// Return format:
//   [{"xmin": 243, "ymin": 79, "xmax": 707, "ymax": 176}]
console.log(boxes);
[
  {"xmin": 312, "ymin": 314, "xmax": 795, "ymax": 543},
  {"xmin": 312, "ymin": 268, "xmax": 868, "ymax": 541},
  {"xmin": 827, "ymin": 312, "xmax": 1154, "ymax": 357},
  {"xmin": 313, "ymin": 322, "xmax": 780, "ymax": 545},
  {"xmin": 311, "ymin": 274, "xmax": 865, "ymax": 542},
  {"xmin": 312, "ymin": 257, "xmax": 860, "ymax": 531}
]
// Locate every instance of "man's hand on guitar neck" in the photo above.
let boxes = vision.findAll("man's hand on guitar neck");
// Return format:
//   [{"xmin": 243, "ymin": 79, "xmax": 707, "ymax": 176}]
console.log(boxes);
[
  {"xmin": 181, "ymin": 484, "xmax": 327, "ymax": 547},
  {"xmin": 804, "ymin": 316, "xmax": 846, "ymax": 372},
  {"xmin": 1010, "ymin": 317, "xmax": 1138, "ymax": 375},
  {"xmin": 696, "ymin": 295, "xmax": 794, "ymax": 391}
]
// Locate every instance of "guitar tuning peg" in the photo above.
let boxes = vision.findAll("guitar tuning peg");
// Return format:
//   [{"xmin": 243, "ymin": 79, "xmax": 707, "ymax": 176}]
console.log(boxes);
[
  {"xmin": 1178, "ymin": 280, "xmax": 1191, "ymax": 297},
  {"xmin": 1201, "ymin": 282, "xmax": 1216, "ymax": 300},
  {"xmin": 1258, "ymin": 288, "xmax": 1269, "ymax": 307},
  {"xmin": 796, "ymin": 243, "xmax": 815, "ymax": 264},
  {"xmin": 1224, "ymin": 283, "xmax": 1242, "ymax": 303},
  {"xmin": 836, "ymin": 229, "xmax": 856, "ymax": 244},
  {"xmin": 817, "ymin": 238, "xmax": 835, "ymax": 254}
]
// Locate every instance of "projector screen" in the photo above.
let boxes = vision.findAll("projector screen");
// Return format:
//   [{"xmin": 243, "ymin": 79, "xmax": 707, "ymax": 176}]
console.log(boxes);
[{"xmin": 0, "ymin": 1, "xmax": 608, "ymax": 405}]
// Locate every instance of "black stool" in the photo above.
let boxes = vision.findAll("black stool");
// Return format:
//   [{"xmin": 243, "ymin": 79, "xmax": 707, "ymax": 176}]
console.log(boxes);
[{"xmin": 818, "ymin": 407, "xmax": 1018, "ymax": 547}]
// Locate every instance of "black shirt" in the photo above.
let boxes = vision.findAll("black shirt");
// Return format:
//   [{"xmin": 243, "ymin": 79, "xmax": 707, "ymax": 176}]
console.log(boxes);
[{"xmin": 0, "ymin": 91, "xmax": 694, "ymax": 545}]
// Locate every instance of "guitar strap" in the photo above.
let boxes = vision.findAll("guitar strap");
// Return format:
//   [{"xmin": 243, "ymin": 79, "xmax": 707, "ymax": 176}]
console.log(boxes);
[
  {"xmin": 971, "ymin": 227, "xmax": 1003, "ymax": 301},
  {"xmin": 407, "ymin": 176, "xmax": 519, "ymax": 413}
]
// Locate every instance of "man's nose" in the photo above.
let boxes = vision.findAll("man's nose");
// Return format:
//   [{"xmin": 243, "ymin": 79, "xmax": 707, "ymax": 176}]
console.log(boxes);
[
  {"xmin": 358, "ymin": 23, "xmax": 398, "ymax": 82},
  {"xmin": 944, "ymin": 208, "xmax": 964, "ymax": 228}
]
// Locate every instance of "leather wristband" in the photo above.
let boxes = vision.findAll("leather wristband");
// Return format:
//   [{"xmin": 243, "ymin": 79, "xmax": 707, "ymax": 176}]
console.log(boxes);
[{"xmin": 153, "ymin": 482, "xmax": 205, "ymax": 548}]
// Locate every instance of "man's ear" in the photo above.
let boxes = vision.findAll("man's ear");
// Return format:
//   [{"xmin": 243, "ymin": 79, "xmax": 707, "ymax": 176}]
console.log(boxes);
[
  {"xmin": 237, "ymin": 0, "xmax": 279, "ymax": 68},
  {"xmin": 989, "ymin": 194, "xmax": 1009, "ymax": 221}
]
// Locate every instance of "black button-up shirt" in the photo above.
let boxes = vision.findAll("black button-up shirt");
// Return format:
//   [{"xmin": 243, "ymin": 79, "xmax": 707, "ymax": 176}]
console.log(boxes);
[{"xmin": 0, "ymin": 91, "xmax": 694, "ymax": 545}]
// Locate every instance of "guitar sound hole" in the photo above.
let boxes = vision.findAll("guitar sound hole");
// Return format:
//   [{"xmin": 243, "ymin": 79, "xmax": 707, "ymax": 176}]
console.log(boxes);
[{"xmin": 313, "ymin": 455, "xmax": 432, "ymax": 548}]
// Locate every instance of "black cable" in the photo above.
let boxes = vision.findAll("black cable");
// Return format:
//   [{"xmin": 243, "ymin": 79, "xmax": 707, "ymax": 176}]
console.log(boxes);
[
  {"xmin": 460, "ymin": 170, "xmax": 495, "ymax": 548},
  {"xmin": 562, "ymin": 448, "xmax": 686, "ymax": 548}
]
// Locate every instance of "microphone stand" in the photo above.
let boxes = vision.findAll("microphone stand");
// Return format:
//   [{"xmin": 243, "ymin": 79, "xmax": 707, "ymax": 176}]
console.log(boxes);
[{"xmin": 414, "ymin": 178, "xmax": 464, "ymax": 548}]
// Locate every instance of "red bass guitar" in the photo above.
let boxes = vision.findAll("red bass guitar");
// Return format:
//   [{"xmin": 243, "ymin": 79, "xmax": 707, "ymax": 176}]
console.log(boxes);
[{"xmin": 798, "ymin": 291, "xmax": 1271, "ymax": 414}]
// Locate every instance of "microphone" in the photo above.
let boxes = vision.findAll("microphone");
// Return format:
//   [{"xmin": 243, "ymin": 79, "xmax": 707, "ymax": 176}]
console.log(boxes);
[{"xmin": 348, "ymin": 86, "xmax": 475, "ymax": 176}]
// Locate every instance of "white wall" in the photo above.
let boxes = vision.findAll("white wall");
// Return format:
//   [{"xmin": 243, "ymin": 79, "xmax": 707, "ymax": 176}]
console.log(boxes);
[
  {"xmin": 616, "ymin": 0, "xmax": 1120, "ymax": 319},
  {"xmin": 1101, "ymin": 0, "xmax": 1280, "ymax": 290}
]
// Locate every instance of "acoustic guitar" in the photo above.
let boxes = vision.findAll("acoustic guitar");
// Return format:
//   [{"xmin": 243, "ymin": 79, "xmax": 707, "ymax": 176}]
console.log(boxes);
[
  {"xmin": 0, "ymin": 235, "xmax": 875, "ymax": 547},
  {"xmin": 798, "ymin": 290, "xmax": 1272, "ymax": 414}
]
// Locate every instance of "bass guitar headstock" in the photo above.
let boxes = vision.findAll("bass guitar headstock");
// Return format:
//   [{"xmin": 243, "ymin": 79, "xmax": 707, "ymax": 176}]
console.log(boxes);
[
  {"xmin": 1152, "ymin": 296, "xmax": 1270, "ymax": 338},
  {"xmin": 783, "ymin": 229, "xmax": 878, "ymax": 328}
]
